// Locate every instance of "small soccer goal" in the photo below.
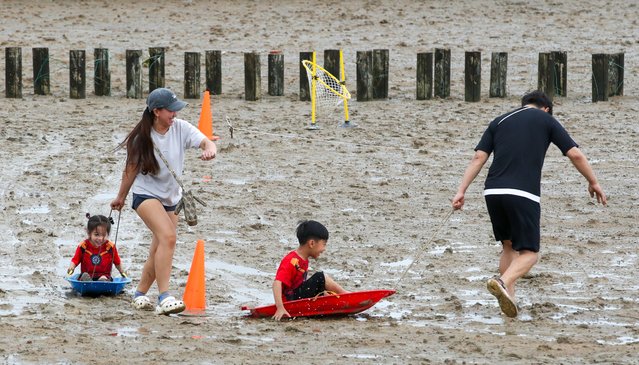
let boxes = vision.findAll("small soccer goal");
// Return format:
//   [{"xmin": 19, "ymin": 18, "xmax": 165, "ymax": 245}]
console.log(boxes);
[{"xmin": 302, "ymin": 50, "xmax": 355, "ymax": 129}]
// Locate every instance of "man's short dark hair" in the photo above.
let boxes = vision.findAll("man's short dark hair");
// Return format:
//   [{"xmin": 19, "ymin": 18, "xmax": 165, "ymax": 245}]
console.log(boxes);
[
  {"xmin": 296, "ymin": 220, "xmax": 329, "ymax": 245},
  {"xmin": 521, "ymin": 90, "xmax": 553, "ymax": 115}
]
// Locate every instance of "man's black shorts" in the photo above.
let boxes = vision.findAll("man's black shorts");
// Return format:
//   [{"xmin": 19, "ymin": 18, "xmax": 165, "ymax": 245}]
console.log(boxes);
[
  {"xmin": 485, "ymin": 194, "xmax": 541, "ymax": 252},
  {"xmin": 286, "ymin": 272, "xmax": 326, "ymax": 301}
]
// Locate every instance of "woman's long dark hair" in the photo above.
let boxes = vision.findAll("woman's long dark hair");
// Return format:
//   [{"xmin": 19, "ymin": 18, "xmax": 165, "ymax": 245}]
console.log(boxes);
[{"xmin": 117, "ymin": 107, "xmax": 159, "ymax": 175}]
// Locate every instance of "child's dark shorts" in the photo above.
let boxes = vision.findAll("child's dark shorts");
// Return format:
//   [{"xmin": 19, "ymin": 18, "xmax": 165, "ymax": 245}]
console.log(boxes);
[
  {"xmin": 485, "ymin": 194, "xmax": 541, "ymax": 252},
  {"xmin": 286, "ymin": 272, "xmax": 326, "ymax": 301},
  {"xmin": 132, "ymin": 193, "xmax": 177, "ymax": 212}
]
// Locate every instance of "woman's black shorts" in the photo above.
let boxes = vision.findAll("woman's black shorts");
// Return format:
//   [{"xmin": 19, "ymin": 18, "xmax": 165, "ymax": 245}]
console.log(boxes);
[{"xmin": 132, "ymin": 193, "xmax": 177, "ymax": 212}]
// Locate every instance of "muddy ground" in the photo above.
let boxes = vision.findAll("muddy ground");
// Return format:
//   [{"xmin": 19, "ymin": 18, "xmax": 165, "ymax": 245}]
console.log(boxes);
[{"xmin": 1, "ymin": 0, "xmax": 638, "ymax": 364}]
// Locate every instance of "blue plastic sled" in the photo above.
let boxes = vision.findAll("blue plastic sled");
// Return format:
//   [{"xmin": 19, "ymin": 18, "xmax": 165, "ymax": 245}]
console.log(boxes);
[{"xmin": 66, "ymin": 274, "xmax": 131, "ymax": 296}]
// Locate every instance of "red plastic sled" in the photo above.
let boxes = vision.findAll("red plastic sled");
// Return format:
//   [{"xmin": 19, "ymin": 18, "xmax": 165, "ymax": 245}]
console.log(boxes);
[{"xmin": 241, "ymin": 289, "xmax": 395, "ymax": 318}]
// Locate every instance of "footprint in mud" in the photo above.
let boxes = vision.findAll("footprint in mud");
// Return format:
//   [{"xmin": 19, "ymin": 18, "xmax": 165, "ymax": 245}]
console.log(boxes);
[
  {"xmin": 443, "ymin": 295, "xmax": 464, "ymax": 312},
  {"xmin": 450, "ymin": 338, "xmax": 483, "ymax": 354},
  {"xmin": 528, "ymin": 301, "xmax": 560, "ymax": 318},
  {"xmin": 0, "ymin": 302, "xmax": 13, "ymax": 313},
  {"xmin": 29, "ymin": 270, "xmax": 48, "ymax": 287}
]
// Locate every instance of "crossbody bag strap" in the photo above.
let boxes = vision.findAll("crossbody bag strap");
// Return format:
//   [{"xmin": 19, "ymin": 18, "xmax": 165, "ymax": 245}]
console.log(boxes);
[{"xmin": 153, "ymin": 144, "xmax": 186, "ymax": 191}]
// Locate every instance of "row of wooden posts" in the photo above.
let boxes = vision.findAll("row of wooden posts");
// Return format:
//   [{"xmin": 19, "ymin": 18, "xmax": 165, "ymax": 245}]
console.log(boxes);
[{"xmin": 3, "ymin": 47, "xmax": 625, "ymax": 103}]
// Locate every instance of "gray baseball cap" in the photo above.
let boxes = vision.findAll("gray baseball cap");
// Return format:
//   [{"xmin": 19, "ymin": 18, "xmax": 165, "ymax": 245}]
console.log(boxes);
[{"xmin": 146, "ymin": 88, "xmax": 187, "ymax": 112}]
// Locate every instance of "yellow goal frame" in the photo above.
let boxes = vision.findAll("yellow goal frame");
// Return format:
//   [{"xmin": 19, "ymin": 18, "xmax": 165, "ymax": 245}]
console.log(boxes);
[{"xmin": 302, "ymin": 50, "xmax": 354, "ymax": 129}]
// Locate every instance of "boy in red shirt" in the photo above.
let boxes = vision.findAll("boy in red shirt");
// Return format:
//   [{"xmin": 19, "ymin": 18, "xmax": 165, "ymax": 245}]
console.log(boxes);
[
  {"xmin": 67, "ymin": 214, "xmax": 127, "ymax": 281},
  {"xmin": 272, "ymin": 220, "xmax": 348, "ymax": 320}
]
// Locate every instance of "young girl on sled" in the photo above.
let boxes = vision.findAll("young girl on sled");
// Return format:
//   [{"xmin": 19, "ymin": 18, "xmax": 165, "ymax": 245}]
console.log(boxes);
[{"xmin": 67, "ymin": 214, "xmax": 127, "ymax": 281}]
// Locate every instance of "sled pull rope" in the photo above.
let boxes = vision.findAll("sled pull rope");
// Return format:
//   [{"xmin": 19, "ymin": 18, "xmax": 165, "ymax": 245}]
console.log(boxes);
[
  {"xmin": 396, "ymin": 209, "xmax": 454, "ymax": 286},
  {"xmin": 109, "ymin": 209, "xmax": 121, "ymax": 247},
  {"xmin": 311, "ymin": 291, "xmax": 339, "ymax": 301}
]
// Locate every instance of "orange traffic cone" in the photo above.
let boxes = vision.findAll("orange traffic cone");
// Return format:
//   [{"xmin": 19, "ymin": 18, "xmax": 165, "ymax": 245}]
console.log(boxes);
[
  {"xmin": 182, "ymin": 239, "xmax": 207, "ymax": 314},
  {"xmin": 198, "ymin": 90, "xmax": 220, "ymax": 141}
]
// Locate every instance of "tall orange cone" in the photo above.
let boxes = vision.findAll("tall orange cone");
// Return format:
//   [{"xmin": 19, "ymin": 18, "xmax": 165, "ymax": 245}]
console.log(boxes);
[
  {"xmin": 182, "ymin": 239, "xmax": 207, "ymax": 314},
  {"xmin": 198, "ymin": 90, "xmax": 220, "ymax": 141}
]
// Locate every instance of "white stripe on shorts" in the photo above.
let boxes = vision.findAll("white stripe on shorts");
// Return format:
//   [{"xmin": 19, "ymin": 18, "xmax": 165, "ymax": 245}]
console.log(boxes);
[{"xmin": 483, "ymin": 188, "xmax": 540, "ymax": 203}]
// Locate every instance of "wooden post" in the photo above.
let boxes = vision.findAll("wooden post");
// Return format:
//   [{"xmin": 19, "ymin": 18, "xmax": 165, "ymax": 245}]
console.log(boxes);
[
  {"xmin": 608, "ymin": 53, "xmax": 624, "ymax": 97},
  {"xmin": 324, "ymin": 49, "xmax": 341, "ymax": 80},
  {"xmin": 5, "ymin": 47, "xmax": 22, "ymax": 98},
  {"xmin": 489, "ymin": 52, "xmax": 507, "ymax": 98},
  {"xmin": 94, "ymin": 48, "xmax": 110, "ymax": 96},
  {"xmin": 268, "ymin": 51, "xmax": 284, "ymax": 96},
  {"xmin": 416, "ymin": 52, "xmax": 433, "ymax": 100},
  {"xmin": 205, "ymin": 50, "xmax": 222, "ymax": 95},
  {"xmin": 69, "ymin": 50, "xmax": 86, "ymax": 99},
  {"xmin": 126, "ymin": 50, "xmax": 143, "ymax": 99},
  {"xmin": 184, "ymin": 52, "xmax": 200, "ymax": 99},
  {"xmin": 299, "ymin": 51, "xmax": 313, "ymax": 101},
  {"xmin": 592, "ymin": 53, "xmax": 609, "ymax": 102},
  {"xmin": 434, "ymin": 48, "xmax": 450, "ymax": 98},
  {"xmin": 356, "ymin": 51, "xmax": 373, "ymax": 101},
  {"xmin": 33, "ymin": 47, "xmax": 50, "ymax": 95},
  {"xmin": 464, "ymin": 51, "xmax": 481, "ymax": 102},
  {"xmin": 551, "ymin": 51, "xmax": 567, "ymax": 97},
  {"xmin": 537, "ymin": 52, "xmax": 555, "ymax": 100},
  {"xmin": 372, "ymin": 49, "xmax": 389, "ymax": 99},
  {"xmin": 148, "ymin": 47, "xmax": 165, "ymax": 92},
  {"xmin": 244, "ymin": 52, "xmax": 261, "ymax": 101}
]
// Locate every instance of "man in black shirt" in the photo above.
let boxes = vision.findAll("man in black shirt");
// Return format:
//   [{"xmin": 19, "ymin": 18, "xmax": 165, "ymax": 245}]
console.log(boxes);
[{"xmin": 452, "ymin": 91, "xmax": 607, "ymax": 318}]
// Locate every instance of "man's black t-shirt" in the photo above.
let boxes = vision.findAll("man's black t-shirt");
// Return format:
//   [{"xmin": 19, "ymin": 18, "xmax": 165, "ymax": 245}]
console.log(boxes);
[{"xmin": 475, "ymin": 107, "xmax": 578, "ymax": 199}]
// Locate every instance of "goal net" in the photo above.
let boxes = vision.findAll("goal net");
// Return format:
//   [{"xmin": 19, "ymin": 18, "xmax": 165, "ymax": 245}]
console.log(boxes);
[
  {"xmin": 301, "ymin": 50, "xmax": 354, "ymax": 129},
  {"xmin": 302, "ymin": 60, "xmax": 351, "ymax": 108}
]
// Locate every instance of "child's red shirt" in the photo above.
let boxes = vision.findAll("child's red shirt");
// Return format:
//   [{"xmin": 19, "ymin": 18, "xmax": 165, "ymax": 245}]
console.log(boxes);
[
  {"xmin": 71, "ymin": 239, "xmax": 121, "ymax": 279},
  {"xmin": 274, "ymin": 250, "xmax": 308, "ymax": 300}
]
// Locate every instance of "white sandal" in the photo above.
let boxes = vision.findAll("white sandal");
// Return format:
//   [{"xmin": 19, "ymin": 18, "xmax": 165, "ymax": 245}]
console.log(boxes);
[
  {"xmin": 132, "ymin": 295, "xmax": 155, "ymax": 311},
  {"xmin": 155, "ymin": 296, "xmax": 186, "ymax": 315}
]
